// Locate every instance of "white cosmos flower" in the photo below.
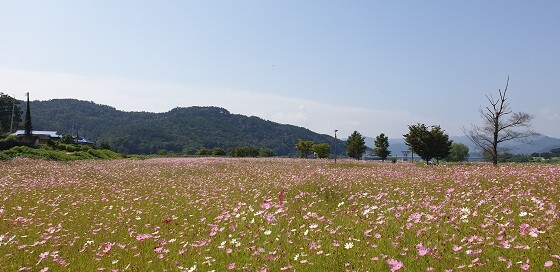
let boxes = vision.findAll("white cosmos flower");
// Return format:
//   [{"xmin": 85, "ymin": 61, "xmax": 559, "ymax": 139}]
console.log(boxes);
[{"xmin": 344, "ymin": 242, "xmax": 354, "ymax": 249}]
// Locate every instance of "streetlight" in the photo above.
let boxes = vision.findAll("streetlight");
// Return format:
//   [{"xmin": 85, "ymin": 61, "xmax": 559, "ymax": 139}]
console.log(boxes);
[{"xmin": 334, "ymin": 129, "xmax": 338, "ymax": 163}]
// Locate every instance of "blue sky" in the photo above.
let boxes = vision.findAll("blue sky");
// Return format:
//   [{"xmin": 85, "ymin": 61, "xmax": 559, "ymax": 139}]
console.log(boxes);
[{"xmin": 1, "ymin": 1, "xmax": 559, "ymax": 138}]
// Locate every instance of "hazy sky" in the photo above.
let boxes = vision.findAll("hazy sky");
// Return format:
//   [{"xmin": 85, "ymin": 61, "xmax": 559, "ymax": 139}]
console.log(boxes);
[{"xmin": 1, "ymin": 1, "xmax": 559, "ymax": 138}]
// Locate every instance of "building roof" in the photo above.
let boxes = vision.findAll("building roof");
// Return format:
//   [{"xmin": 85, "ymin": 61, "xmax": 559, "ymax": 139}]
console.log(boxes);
[
  {"xmin": 77, "ymin": 136, "xmax": 95, "ymax": 144},
  {"xmin": 12, "ymin": 130, "xmax": 62, "ymax": 138}
]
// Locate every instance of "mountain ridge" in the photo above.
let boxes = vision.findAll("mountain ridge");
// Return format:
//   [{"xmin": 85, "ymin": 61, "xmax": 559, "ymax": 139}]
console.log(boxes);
[{"xmin": 27, "ymin": 99, "xmax": 344, "ymax": 156}]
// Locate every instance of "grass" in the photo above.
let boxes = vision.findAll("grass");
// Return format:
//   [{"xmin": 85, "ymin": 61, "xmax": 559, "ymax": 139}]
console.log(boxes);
[{"xmin": 1, "ymin": 158, "xmax": 559, "ymax": 271}]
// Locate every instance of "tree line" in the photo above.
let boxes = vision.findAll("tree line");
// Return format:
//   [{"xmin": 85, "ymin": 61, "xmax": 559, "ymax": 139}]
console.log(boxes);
[
  {"xmin": 2, "ymin": 77, "xmax": 538, "ymax": 165},
  {"xmin": 294, "ymin": 77, "xmax": 535, "ymax": 166}
]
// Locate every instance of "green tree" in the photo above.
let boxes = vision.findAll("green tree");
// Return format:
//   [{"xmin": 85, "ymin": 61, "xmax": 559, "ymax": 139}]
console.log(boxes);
[
  {"xmin": 431, "ymin": 126, "xmax": 453, "ymax": 162},
  {"xmin": 229, "ymin": 146, "xmax": 260, "ymax": 157},
  {"xmin": 346, "ymin": 131, "xmax": 366, "ymax": 160},
  {"xmin": 312, "ymin": 143, "xmax": 331, "ymax": 159},
  {"xmin": 446, "ymin": 143, "xmax": 469, "ymax": 162},
  {"xmin": 196, "ymin": 148, "xmax": 209, "ymax": 156},
  {"xmin": 212, "ymin": 147, "xmax": 227, "ymax": 156},
  {"xmin": 373, "ymin": 133, "xmax": 391, "ymax": 161},
  {"xmin": 295, "ymin": 139, "xmax": 315, "ymax": 158},
  {"xmin": 98, "ymin": 140, "xmax": 112, "ymax": 150},
  {"xmin": 259, "ymin": 148, "xmax": 275, "ymax": 157},
  {"xmin": 404, "ymin": 124, "xmax": 452, "ymax": 164},
  {"xmin": 24, "ymin": 93, "xmax": 33, "ymax": 139},
  {"xmin": 0, "ymin": 93, "xmax": 22, "ymax": 134},
  {"xmin": 62, "ymin": 134, "xmax": 74, "ymax": 144}
]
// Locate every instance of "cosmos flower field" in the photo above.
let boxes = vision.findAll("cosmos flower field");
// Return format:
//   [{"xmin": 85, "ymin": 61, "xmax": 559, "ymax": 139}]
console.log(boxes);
[{"xmin": 1, "ymin": 158, "xmax": 559, "ymax": 271}]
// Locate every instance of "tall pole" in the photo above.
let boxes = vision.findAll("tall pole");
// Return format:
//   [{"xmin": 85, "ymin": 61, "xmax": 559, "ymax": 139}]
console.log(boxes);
[
  {"xmin": 10, "ymin": 94, "xmax": 16, "ymax": 133},
  {"xmin": 334, "ymin": 129, "xmax": 338, "ymax": 163}
]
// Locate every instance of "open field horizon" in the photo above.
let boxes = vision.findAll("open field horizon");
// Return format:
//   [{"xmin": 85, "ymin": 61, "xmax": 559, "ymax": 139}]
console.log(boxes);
[{"xmin": 1, "ymin": 158, "xmax": 559, "ymax": 271}]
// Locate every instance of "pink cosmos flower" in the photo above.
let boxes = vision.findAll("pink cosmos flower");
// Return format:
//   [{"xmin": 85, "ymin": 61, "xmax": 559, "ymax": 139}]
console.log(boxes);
[
  {"xmin": 387, "ymin": 259, "xmax": 403, "ymax": 271},
  {"xmin": 136, "ymin": 233, "xmax": 152, "ymax": 241},
  {"xmin": 417, "ymin": 243, "xmax": 430, "ymax": 256},
  {"xmin": 36, "ymin": 251, "xmax": 49, "ymax": 265},
  {"xmin": 520, "ymin": 223, "xmax": 530, "ymax": 235},
  {"xmin": 544, "ymin": 261, "xmax": 553, "ymax": 267},
  {"xmin": 261, "ymin": 199, "xmax": 271, "ymax": 210},
  {"xmin": 521, "ymin": 263, "xmax": 530, "ymax": 270},
  {"xmin": 227, "ymin": 263, "xmax": 236, "ymax": 270},
  {"xmin": 280, "ymin": 264, "xmax": 293, "ymax": 270}
]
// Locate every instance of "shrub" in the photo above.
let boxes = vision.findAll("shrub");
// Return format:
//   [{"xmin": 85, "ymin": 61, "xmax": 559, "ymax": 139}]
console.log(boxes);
[{"xmin": 0, "ymin": 136, "xmax": 24, "ymax": 151}]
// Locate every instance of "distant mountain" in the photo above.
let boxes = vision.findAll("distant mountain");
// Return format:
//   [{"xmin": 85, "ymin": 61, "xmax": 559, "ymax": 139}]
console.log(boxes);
[
  {"xmin": 366, "ymin": 134, "xmax": 560, "ymax": 157},
  {"xmin": 26, "ymin": 99, "xmax": 344, "ymax": 155}
]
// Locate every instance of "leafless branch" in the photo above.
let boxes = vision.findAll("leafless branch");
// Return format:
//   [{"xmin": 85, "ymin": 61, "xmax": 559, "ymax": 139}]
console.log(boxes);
[{"xmin": 463, "ymin": 76, "xmax": 534, "ymax": 166}]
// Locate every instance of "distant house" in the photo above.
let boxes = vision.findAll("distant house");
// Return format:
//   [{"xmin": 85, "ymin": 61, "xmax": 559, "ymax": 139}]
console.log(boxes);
[
  {"xmin": 12, "ymin": 130, "xmax": 62, "ymax": 143},
  {"xmin": 76, "ymin": 136, "xmax": 95, "ymax": 145}
]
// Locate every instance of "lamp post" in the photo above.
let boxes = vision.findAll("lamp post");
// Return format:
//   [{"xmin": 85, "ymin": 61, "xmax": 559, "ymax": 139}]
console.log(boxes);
[{"xmin": 334, "ymin": 129, "xmax": 338, "ymax": 163}]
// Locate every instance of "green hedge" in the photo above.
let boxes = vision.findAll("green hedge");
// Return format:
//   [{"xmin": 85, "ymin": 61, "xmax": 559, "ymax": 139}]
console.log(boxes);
[{"xmin": 0, "ymin": 145, "xmax": 123, "ymax": 161}]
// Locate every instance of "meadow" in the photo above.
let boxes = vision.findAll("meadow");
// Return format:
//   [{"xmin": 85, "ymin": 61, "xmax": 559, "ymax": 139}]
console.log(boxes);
[{"xmin": 1, "ymin": 158, "xmax": 559, "ymax": 271}]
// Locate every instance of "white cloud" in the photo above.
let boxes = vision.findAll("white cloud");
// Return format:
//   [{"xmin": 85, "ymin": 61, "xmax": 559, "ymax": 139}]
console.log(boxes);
[
  {"xmin": 533, "ymin": 108, "xmax": 560, "ymax": 137},
  {"xmin": 0, "ymin": 67, "xmax": 434, "ymax": 138},
  {"xmin": 539, "ymin": 108, "xmax": 559, "ymax": 121}
]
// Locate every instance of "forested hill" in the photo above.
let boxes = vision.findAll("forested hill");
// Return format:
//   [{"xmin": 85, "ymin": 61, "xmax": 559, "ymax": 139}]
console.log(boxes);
[{"xmin": 27, "ymin": 99, "xmax": 342, "ymax": 155}]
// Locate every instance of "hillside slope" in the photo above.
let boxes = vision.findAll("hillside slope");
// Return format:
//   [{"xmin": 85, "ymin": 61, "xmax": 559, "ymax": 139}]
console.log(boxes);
[{"xmin": 27, "ymin": 99, "xmax": 343, "ymax": 155}]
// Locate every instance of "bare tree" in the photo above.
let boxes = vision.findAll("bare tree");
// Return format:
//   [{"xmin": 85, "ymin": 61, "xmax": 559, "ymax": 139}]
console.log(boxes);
[{"xmin": 463, "ymin": 76, "xmax": 537, "ymax": 166}]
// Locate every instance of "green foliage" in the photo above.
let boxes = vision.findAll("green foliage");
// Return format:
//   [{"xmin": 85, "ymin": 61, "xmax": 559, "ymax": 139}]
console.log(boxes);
[
  {"xmin": 404, "ymin": 124, "xmax": 452, "ymax": 164},
  {"xmin": 446, "ymin": 143, "xmax": 469, "ymax": 162},
  {"xmin": 0, "ymin": 150, "xmax": 8, "ymax": 160},
  {"xmin": 532, "ymin": 148, "xmax": 560, "ymax": 160},
  {"xmin": 346, "ymin": 131, "xmax": 366, "ymax": 160},
  {"xmin": 97, "ymin": 139, "xmax": 112, "ymax": 150},
  {"xmin": 0, "ymin": 140, "xmax": 122, "ymax": 161},
  {"xmin": 498, "ymin": 152, "xmax": 532, "ymax": 163},
  {"xmin": 373, "ymin": 133, "xmax": 391, "ymax": 161},
  {"xmin": 295, "ymin": 139, "xmax": 315, "ymax": 158},
  {"xmin": 311, "ymin": 143, "xmax": 331, "ymax": 159},
  {"xmin": 2, "ymin": 146, "xmax": 75, "ymax": 161},
  {"xmin": 61, "ymin": 134, "xmax": 74, "ymax": 144},
  {"xmin": 212, "ymin": 147, "xmax": 227, "ymax": 156},
  {"xmin": 0, "ymin": 135, "xmax": 24, "ymax": 151},
  {"xmin": 28, "ymin": 99, "xmax": 344, "ymax": 155},
  {"xmin": 0, "ymin": 93, "xmax": 22, "ymax": 133},
  {"xmin": 196, "ymin": 148, "xmax": 209, "ymax": 156},
  {"xmin": 229, "ymin": 146, "xmax": 260, "ymax": 157},
  {"xmin": 258, "ymin": 148, "xmax": 275, "ymax": 157}
]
